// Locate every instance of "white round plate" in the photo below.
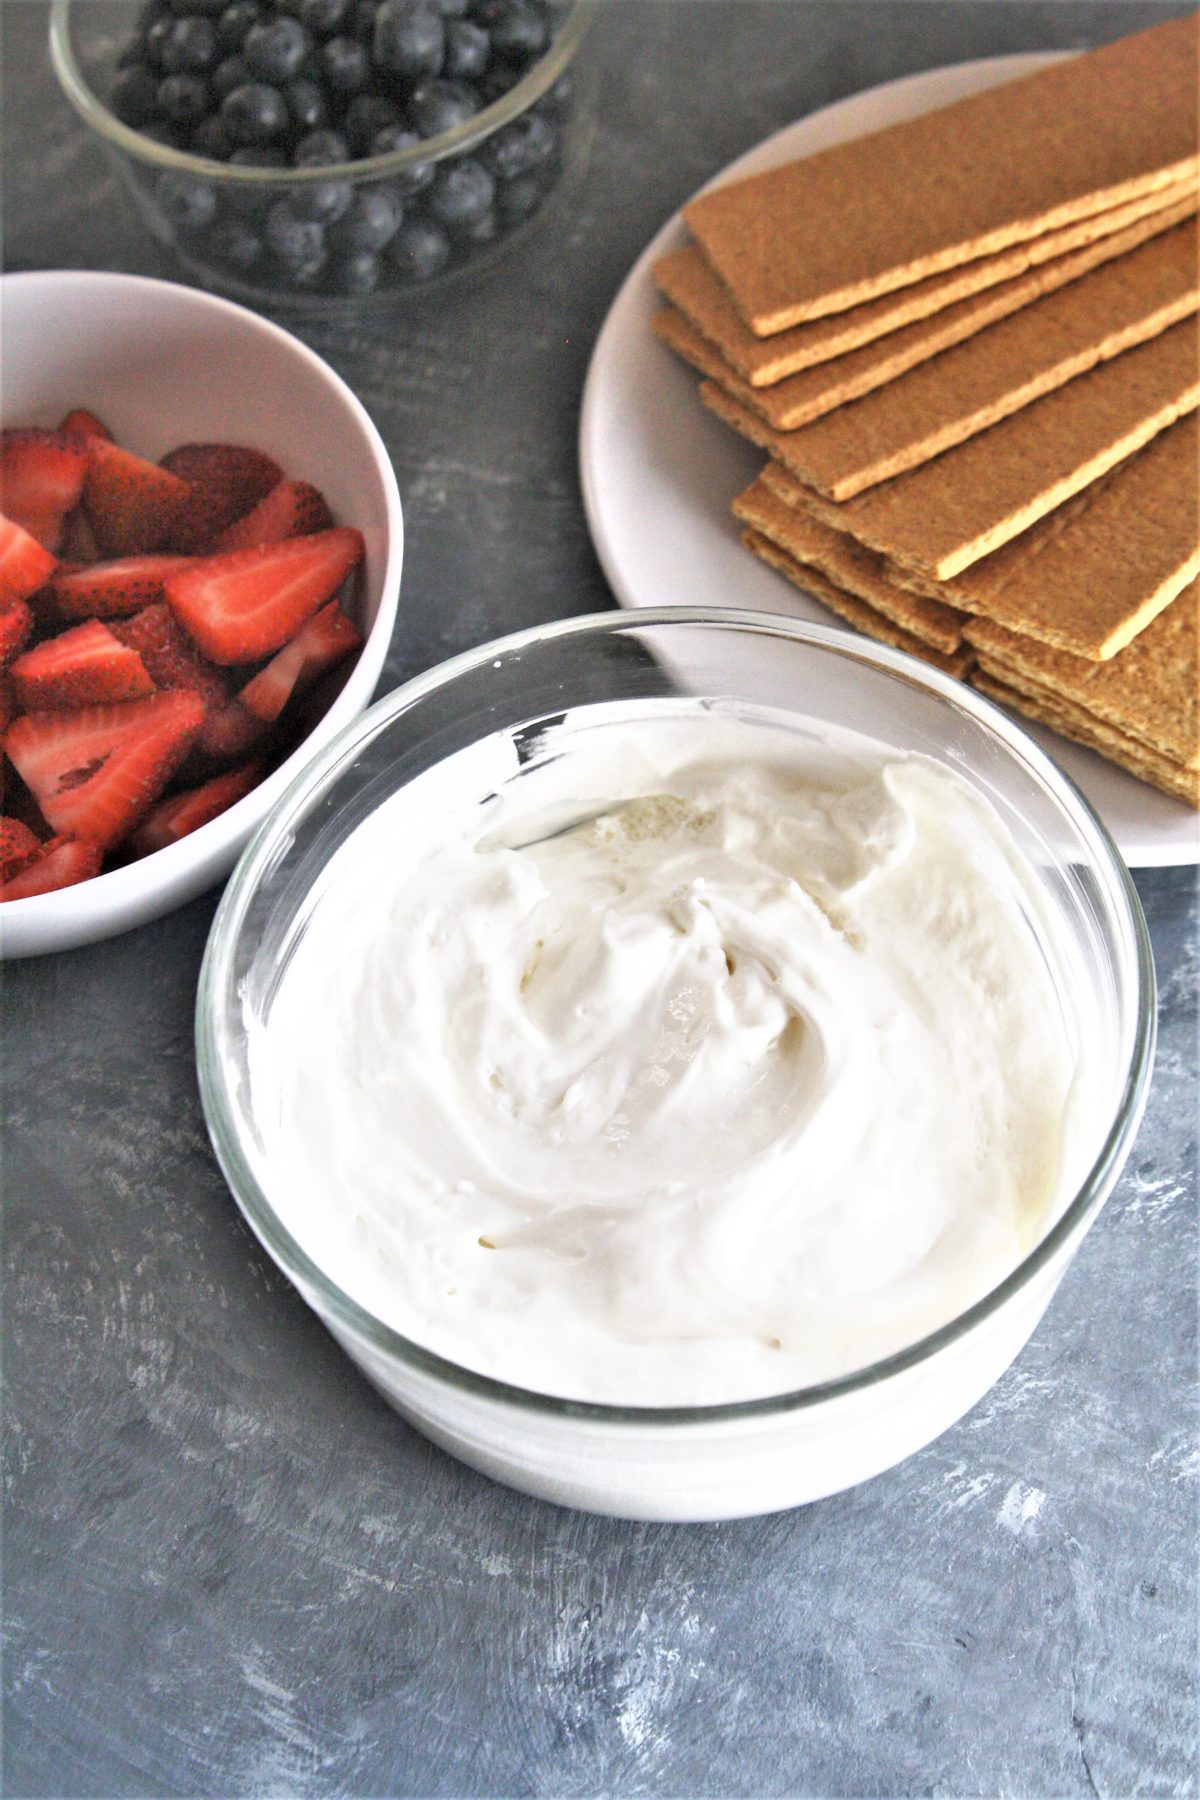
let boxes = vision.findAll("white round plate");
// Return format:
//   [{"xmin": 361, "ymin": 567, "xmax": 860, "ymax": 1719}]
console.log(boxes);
[{"xmin": 580, "ymin": 53, "xmax": 1198, "ymax": 868}]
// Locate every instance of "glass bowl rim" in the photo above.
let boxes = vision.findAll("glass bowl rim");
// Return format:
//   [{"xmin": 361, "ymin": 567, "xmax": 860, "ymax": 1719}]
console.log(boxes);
[
  {"xmin": 48, "ymin": 0, "xmax": 599, "ymax": 185},
  {"xmin": 196, "ymin": 606, "xmax": 1157, "ymax": 1425}
]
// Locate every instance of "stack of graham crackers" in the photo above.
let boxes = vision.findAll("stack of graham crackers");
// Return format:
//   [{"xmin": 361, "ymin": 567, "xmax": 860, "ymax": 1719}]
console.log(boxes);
[{"xmin": 651, "ymin": 15, "xmax": 1200, "ymax": 805}]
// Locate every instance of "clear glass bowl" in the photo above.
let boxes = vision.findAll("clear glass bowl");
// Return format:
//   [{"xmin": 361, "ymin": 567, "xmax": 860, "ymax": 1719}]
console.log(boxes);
[
  {"xmin": 49, "ymin": 0, "xmax": 598, "ymax": 314},
  {"xmin": 197, "ymin": 611, "xmax": 1155, "ymax": 1520}
]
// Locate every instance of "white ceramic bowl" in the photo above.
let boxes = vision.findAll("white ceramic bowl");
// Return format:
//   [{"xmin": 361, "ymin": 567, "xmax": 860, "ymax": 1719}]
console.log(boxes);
[
  {"xmin": 0, "ymin": 268, "xmax": 403, "ymax": 958},
  {"xmin": 197, "ymin": 611, "xmax": 1156, "ymax": 1521}
]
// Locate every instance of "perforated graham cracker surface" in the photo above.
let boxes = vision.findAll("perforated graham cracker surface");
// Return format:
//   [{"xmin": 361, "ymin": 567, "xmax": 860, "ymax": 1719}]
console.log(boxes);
[
  {"xmin": 655, "ymin": 199, "xmax": 1199, "ymax": 434},
  {"xmin": 730, "ymin": 219, "xmax": 1200, "ymax": 498},
  {"xmin": 702, "ymin": 315, "xmax": 1200, "ymax": 577},
  {"xmin": 653, "ymin": 184, "xmax": 1200, "ymax": 386},
  {"xmin": 684, "ymin": 14, "xmax": 1200, "ymax": 332}
]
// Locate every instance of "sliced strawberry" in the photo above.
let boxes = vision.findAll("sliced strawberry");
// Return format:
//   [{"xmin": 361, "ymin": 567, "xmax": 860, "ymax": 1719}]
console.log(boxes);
[
  {"xmin": 161, "ymin": 444, "xmax": 284, "ymax": 553},
  {"xmin": 194, "ymin": 697, "xmax": 266, "ymax": 763},
  {"xmin": 0, "ymin": 816, "xmax": 40, "ymax": 881},
  {"xmin": 0, "ymin": 599, "xmax": 34, "ymax": 670},
  {"xmin": 129, "ymin": 761, "xmax": 263, "ymax": 857},
  {"xmin": 83, "ymin": 440, "xmax": 190, "ymax": 559},
  {"xmin": 10, "ymin": 620, "xmax": 154, "ymax": 712},
  {"xmin": 50, "ymin": 554, "xmax": 197, "ymax": 621},
  {"xmin": 0, "ymin": 833, "xmax": 103, "ymax": 900},
  {"xmin": 6, "ymin": 691, "xmax": 205, "ymax": 851},
  {"xmin": 164, "ymin": 527, "xmax": 364, "ymax": 665},
  {"xmin": 110, "ymin": 603, "xmax": 227, "ymax": 714},
  {"xmin": 58, "ymin": 408, "xmax": 112, "ymax": 442},
  {"xmin": 239, "ymin": 601, "xmax": 361, "ymax": 724},
  {"xmin": 212, "ymin": 479, "xmax": 335, "ymax": 553},
  {"xmin": 0, "ymin": 516, "xmax": 57, "ymax": 608},
  {"xmin": 57, "ymin": 505, "xmax": 103, "ymax": 566},
  {"xmin": 0, "ymin": 677, "xmax": 12, "ymax": 737},
  {"xmin": 0, "ymin": 430, "xmax": 91, "ymax": 552}
]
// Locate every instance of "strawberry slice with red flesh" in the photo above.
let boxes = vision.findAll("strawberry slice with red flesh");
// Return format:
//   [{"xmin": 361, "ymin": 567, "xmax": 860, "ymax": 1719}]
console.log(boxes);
[
  {"xmin": 0, "ymin": 816, "xmax": 40, "ymax": 881},
  {"xmin": 129, "ymin": 761, "xmax": 264, "ymax": 857},
  {"xmin": 161, "ymin": 444, "xmax": 284, "ymax": 554},
  {"xmin": 0, "ymin": 598, "xmax": 34, "ymax": 671},
  {"xmin": 0, "ymin": 515, "xmax": 57, "ymax": 608},
  {"xmin": 83, "ymin": 439, "xmax": 190, "ymax": 559},
  {"xmin": 50, "ymin": 554, "xmax": 197, "ymax": 621},
  {"xmin": 110, "ymin": 602, "xmax": 227, "ymax": 714},
  {"xmin": 58, "ymin": 408, "xmax": 112, "ymax": 442},
  {"xmin": 57, "ymin": 505, "xmax": 103, "ymax": 566},
  {"xmin": 6, "ymin": 690, "xmax": 205, "ymax": 851},
  {"xmin": 164, "ymin": 527, "xmax": 364, "ymax": 665},
  {"xmin": 0, "ymin": 833, "xmax": 103, "ymax": 900},
  {"xmin": 212, "ymin": 479, "xmax": 334, "ymax": 553},
  {"xmin": 239, "ymin": 601, "xmax": 362, "ymax": 724},
  {"xmin": 10, "ymin": 620, "xmax": 154, "ymax": 712},
  {"xmin": 0, "ymin": 430, "xmax": 91, "ymax": 553},
  {"xmin": 192, "ymin": 696, "xmax": 266, "ymax": 764}
]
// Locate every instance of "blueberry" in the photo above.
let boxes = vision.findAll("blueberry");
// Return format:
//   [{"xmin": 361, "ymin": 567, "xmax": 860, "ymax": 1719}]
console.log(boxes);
[
  {"xmin": 155, "ymin": 169, "xmax": 219, "ymax": 231},
  {"xmin": 299, "ymin": 0, "xmax": 351, "ymax": 32},
  {"xmin": 110, "ymin": 62, "xmax": 160, "ymax": 125},
  {"xmin": 372, "ymin": 0, "xmax": 445, "ymax": 79},
  {"xmin": 456, "ymin": 204, "xmax": 497, "ymax": 246},
  {"xmin": 495, "ymin": 167, "xmax": 543, "ymax": 225},
  {"xmin": 387, "ymin": 214, "xmax": 450, "ymax": 280},
  {"xmin": 215, "ymin": 0, "xmax": 265, "ymax": 51},
  {"xmin": 226, "ymin": 142, "xmax": 289, "ymax": 212},
  {"xmin": 351, "ymin": 0, "xmax": 379, "ymax": 38},
  {"xmin": 433, "ymin": 0, "xmax": 471, "ymax": 14},
  {"xmin": 478, "ymin": 59, "xmax": 521, "ymax": 102},
  {"xmin": 144, "ymin": 15, "xmax": 177, "ymax": 68},
  {"xmin": 442, "ymin": 17, "xmax": 488, "ymax": 78},
  {"xmin": 221, "ymin": 80, "xmax": 289, "ymax": 143},
  {"xmin": 329, "ymin": 184, "xmax": 403, "ymax": 251},
  {"xmin": 319, "ymin": 35, "xmax": 370, "ymax": 92},
  {"xmin": 140, "ymin": 121, "xmax": 185, "ymax": 148},
  {"xmin": 478, "ymin": 107, "xmax": 554, "ymax": 180},
  {"xmin": 211, "ymin": 52, "xmax": 252, "ymax": 98},
  {"xmin": 329, "ymin": 249, "xmax": 381, "ymax": 293},
  {"xmin": 369, "ymin": 123, "xmax": 434, "ymax": 192},
  {"xmin": 288, "ymin": 177, "xmax": 354, "ymax": 221},
  {"xmin": 207, "ymin": 216, "xmax": 265, "ymax": 271},
  {"xmin": 284, "ymin": 75, "xmax": 328, "ymax": 131},
  {"xmin": 157, "ymin": 72, "xmax": 212, "ymax": 124},
  {"xmin": 265, "ymin": 200, "xmax": 326, "ymax": 262},
  {"xmin": 426, "ymin": 154, "xmax": 493, "ymax": 228},
  {"xmin": 244, "ymin": 16, "xmax": 312, "ymax": 81},
  {"xmin": 473, "ymin": 0, "xmax": 546, "ymax": 59},
  {"xmin": 161, "ymin": 16, "xmax": 217, "ymax": 73},
  {"xmin": 168, "ymin": 0, "xmax": 225, "ymax": 14},
  {"xmin": 342, "ymin": 92, "xmax": 400, "ymax": 154},
  {"xmin": 408, "ymin": 77, "xmax": 478, "ymax": 138},
  {"xmin": 293, "ymin": 125, "xmax": 350, "ymax": 163},
  {"xmin": 190, "ymin": 114, "xmax": 234, "ymax": 157}
]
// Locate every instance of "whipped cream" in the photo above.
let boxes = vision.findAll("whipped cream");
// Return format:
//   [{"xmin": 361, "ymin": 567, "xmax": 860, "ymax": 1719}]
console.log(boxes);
[{"xmin": 252, "ymin": 705, "xmax": 1083, "ymax": 1405}]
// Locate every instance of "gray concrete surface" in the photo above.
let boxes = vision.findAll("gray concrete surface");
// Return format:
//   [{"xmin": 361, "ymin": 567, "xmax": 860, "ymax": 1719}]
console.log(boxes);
[{"xmin": 2, "ymin": 3, "xmax": 1197, "ymax": 1794}]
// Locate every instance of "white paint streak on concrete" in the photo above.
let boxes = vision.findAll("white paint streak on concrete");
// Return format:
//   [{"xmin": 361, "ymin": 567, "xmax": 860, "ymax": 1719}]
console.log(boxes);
[
  {"xmin": 939, "ymin": 1462, "xmax": 997, "ymax": 1514},
  {"xmin": 481, "ymin": 1552, "xmax": 512, "ymax": 1577}
]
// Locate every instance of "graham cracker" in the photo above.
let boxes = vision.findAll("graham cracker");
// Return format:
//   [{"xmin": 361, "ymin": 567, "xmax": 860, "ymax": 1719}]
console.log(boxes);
[
  {"xmin": 965, "ymin": 582, "xmax": 1199, "ymax": 769},
  {"xmin": 732, "ymin": 473, "xmax": 966, "ymax": 654},
  {"xmin": 656, "ymin": 198, "xmax": 1198, "ymax": 435},
  {"xmin": 683, "ymin": 15, "xmax": 1200, "ymax": 333},
  {"xmin": 971, "ymin": 670, "xmax": 1199, "ymax": 806},
  {"xmin": 947, "ymin": 413, "xmax": 1200, "ymax": 657},
  {"xmin": 736, "ymin": 219, "xmax": 1200, "ymax": 498},
  {"xmin": 700, "ymin": 314, "xmax": 1200, "ymax": 577},
  {"xmin": 740, "ymin": 528, "xmax": 975, "ymax": 677},
  {"xmin": 653, "ymin": 183, "xmax": 1200, "ymax": 387}
]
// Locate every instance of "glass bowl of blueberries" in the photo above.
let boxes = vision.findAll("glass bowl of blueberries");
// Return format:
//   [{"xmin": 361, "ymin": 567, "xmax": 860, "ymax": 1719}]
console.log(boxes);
[{"xmin": 49, "ymin": 0, "xmax": 597, "ymax": 309}]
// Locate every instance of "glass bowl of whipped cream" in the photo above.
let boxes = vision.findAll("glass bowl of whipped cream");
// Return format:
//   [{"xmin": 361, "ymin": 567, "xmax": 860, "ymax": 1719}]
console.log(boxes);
[{"xmin": 197, "ymin": 609, "xmax": 1155, "ymax": 1521}]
